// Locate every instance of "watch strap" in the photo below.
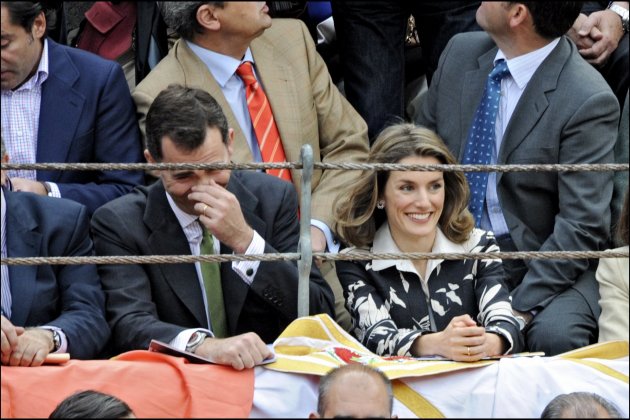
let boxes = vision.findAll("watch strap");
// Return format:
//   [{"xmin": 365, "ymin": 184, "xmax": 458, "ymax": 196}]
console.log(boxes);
[
  {"xmin": 185, "ymin": 331, "xmax": 208, "ymax": 353},
  {"xmin": 608, "ymin": 4, "xmax": 630, "ymax": 33},
  {"xmin": 51, "ymin": 330, "xmax": 61, "ymax": 352}
]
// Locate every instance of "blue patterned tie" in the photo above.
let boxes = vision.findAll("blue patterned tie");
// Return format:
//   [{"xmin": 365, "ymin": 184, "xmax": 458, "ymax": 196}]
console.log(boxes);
[{"xmin": 463, "ymin": 59, "xmax": 511, "ymax": 226}]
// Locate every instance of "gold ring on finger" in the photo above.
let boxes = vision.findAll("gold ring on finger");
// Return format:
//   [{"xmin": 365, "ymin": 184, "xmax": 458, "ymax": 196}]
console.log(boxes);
[
  {"xmin": 202, "ymin": 204, "xmax": 208, "ymax": 217},
  {"xmin": 467, "ymin": 347, "xmax": 471, "ymax": 356}
]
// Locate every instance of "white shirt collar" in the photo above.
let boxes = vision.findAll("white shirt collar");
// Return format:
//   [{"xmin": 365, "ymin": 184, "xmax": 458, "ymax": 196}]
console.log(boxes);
[
  {"xmin": 370, "ymin": 222, "xmax": 466, "ymax": 275},
  {"xmin": 186, "ymin": 40, "xmax": 255, "ymax": 88},
  {"xmin": 495, "ymin": 37, "xmax": 560, "ymax": 90}
]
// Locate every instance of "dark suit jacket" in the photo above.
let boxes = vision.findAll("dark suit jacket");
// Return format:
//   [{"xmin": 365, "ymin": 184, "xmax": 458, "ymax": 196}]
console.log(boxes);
[
  {"xmin": 91, "ymin": 171, "xmax": 335, "ymax": 352},
  {"xmin": 4, "ymin": 187, "xmax": 109, "ymax": 359},
  {"xmin": 417, "ymin": 33, "xmax": 619, "ymax": 314},
  {"xmin": 36, "ymin": 39, "xmax": 145, "ymax": 215}
]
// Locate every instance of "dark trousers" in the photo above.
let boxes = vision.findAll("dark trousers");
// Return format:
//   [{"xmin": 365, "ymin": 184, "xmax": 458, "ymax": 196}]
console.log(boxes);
[
  {"xmin": 496, "ymin": 234, "xmax": 599, "ymax": 355},
  {"xmin": 331, "ymin": 1, "xmax": 480, "ymax": 141}
]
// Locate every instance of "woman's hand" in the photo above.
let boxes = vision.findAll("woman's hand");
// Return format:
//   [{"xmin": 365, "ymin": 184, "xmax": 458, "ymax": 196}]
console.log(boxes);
[{"xmin": 412, "ymin": 314, "xmax": 503, "ymax": 361}]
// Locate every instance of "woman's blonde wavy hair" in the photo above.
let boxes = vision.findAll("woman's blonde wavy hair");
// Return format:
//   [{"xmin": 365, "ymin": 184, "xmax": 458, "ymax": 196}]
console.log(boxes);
[{"xmin": 333, "ymin": 123, "xmax": 474, "ymax": 248}]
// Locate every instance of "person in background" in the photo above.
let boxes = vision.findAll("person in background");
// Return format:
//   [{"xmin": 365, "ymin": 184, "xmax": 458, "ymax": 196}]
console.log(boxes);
[
  {"xmin": 334, "ymin": 124, "xmax": 523, "ymax": 360},
  {"xmin": 1, "ymin": 1, "xmax": 144, "ymax": 215},
  {"xmin": 541, "ymin": 392, "xmax": 622, "ymax": 418},
  {"xmin": 1, "ymin": 135, "xmax": 109, "ymax": 366},
  {"xmin": 331, "ymin": 1, "xmax": 481, "ymax": 142},
  {"xmin": 49, "ymin": 390, "xmax": 135, "ymax": 419},
  {"xmin": 310, "ymin": 364, "xmax": 396, "ymax": 419},
  {"xmin": 596, "ymin": 187, "xmax": 629, "ymax": 342},
  {"xmin": 566, "ymin": 2, "xmax": 628, "ymax": 110}
]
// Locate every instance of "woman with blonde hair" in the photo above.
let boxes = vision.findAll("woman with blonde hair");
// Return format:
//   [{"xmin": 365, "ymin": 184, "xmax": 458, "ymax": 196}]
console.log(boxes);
[{"xmin": 334, "ymin": 123, "xmax": 523, "ymax": 361}]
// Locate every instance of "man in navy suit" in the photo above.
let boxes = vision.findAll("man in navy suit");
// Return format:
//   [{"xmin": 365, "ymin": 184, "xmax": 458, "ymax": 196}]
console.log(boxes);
[
  {"xmin": 1, "ymin": 1, "xmax": 144, "ymax": 215},
  {"xmin": 1, "ymin": 136, "xmax": 109, "ymax": 367}
]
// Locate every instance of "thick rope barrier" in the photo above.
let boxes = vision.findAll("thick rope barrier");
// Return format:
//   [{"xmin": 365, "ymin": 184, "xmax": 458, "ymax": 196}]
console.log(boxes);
[
  {"xmin": 3, "ymin": 149, "xmax": 628, "ymax": 319},
  {"xmin": 4, "ymin": 161, "xmax": 629, "ymax": 173},
  {"xmin": 4, "ymin": 249, "xmax": 628, "ymax": 266}
]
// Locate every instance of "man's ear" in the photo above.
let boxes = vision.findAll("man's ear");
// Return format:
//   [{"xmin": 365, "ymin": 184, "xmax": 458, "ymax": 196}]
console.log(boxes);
[
  {"xmin": 508, "ymin": 3, "xmax": 529, "ymax": 29},
  {"xmin": 226, "ymin": 128, "xmax": 235, "ymax": 159},
  {"xmin": 196, "ymin": 3, "xmax": 221, "ymax": 32},
  {"xmin": 144, "ymin": 149, "xmax": 155, "ymax": 163},
  {"xmin": 31, "ymin": 10, "xmax": 47, "ymax": 40}
]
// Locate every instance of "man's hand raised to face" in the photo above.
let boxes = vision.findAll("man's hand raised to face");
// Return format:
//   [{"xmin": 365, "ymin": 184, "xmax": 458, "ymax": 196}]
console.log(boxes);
[{"xmin": 189, "ymin": 179, "xmax": 254, "ymax": 254}]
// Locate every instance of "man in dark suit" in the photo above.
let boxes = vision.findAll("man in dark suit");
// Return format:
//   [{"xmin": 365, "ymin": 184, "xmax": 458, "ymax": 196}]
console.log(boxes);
[
  {"xmin": 1, "ymin": 136, "xmax": 109, "ymax": 367},
  {"xmin": 416, "ymin": 2, "xmax": 620, "ymax": 355},
  {"xmin": 1, "ymin": 1, "xmax": 144, "ymax": 215},
  {"xmin": 92, "ymin": 85, "xmax": 335, "ymax": 370}
]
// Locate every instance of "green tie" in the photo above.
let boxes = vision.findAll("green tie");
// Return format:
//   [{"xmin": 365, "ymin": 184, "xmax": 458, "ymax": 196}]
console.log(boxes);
[{"xmin": 200, "ymin": 227, "xmax": 228, "ymax": 338}]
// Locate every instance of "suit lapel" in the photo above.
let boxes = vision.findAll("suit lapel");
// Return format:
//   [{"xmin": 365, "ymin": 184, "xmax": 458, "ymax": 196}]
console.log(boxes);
[
  {"xmin": 497, "ymin": 41, "xmax": 568, "ymax": 167},
  {"xmin": 37, "ymin": 40, "xmax": 85, "ymax": 182},
  {"xmin": 250, "ymin": 35, "xmax": 301, "ymax": 168},
  {"xmin": 5, "ymin": 191, "xmax": 41, "ymax": 326},
  {"xmin": 220, "ymin": 173, "xmax": 267, "ymax": 333},
  {"xmin": 176, "ymin": 40, "xmax": 253, "ymax": 164},
  {"xmin": 459, "ymin": 49, "xmax": 496, "ymax": 161},
  {"xmin": 143, "ymin": 182, "xmax": 208, "ymax": 328}
]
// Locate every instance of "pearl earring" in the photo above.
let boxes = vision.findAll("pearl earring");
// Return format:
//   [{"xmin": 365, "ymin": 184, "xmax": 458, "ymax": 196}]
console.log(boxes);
[{"xmin": 376, "ymin": 200, "xmax": 385, "ymax": 209}]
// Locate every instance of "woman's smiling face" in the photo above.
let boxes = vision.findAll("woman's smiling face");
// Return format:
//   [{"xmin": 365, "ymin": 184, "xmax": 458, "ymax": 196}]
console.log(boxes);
[{"xmin": 382, "ymin": 155, "xmax": 445, "ymax": 252}]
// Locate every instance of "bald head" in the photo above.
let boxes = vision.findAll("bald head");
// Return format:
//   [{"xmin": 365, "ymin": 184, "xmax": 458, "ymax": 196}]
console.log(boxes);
[{"xmin": 311, "ymin": 364, "xmax": 395, "ymax": 419}]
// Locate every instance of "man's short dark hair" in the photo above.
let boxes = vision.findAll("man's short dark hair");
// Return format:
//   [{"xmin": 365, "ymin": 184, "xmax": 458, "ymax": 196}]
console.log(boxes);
[
  {"xmin": 145, "ymin": 84, "xmax": 229, "ymax": 161},
  {"xmin": 317, "ymin": 364, "xmax": 393, "ymax": 416},
  {"xmin": 541, "ymin": 392, "xmax": 622, "ymax": 418},
  {"xmin": 1, "ymin": 1, "xmax": 44, "ymax": 32},
  {"xmin": 521, "ymin": 2, "xmax": 582, "ymax": 39},
  {"xmin": 49, "ymin": 390, "xmax": 134, "ymax": 419}
]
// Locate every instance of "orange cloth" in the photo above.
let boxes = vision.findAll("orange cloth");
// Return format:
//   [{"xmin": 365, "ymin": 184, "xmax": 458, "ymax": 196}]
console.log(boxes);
[{"xmin": 1, "ymin": 351, "xmax": 254, "ymax": 418}]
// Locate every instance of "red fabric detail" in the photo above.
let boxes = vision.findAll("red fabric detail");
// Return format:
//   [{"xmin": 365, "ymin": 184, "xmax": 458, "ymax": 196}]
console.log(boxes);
[{"xmin": 76, "ymin": 2, "xmax": 136, "ymax": 60}]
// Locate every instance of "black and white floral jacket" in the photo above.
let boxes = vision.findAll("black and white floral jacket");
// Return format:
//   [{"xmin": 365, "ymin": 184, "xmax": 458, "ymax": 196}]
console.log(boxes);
[{"xmin": 336, "ymin": 223, "xmax": 524, "ymax": 356}]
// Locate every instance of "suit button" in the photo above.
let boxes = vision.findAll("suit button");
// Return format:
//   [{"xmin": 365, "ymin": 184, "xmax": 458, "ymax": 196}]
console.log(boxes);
[{"xmin": 246, "ymin": 268, "xmax": 254, "ymax": 276}]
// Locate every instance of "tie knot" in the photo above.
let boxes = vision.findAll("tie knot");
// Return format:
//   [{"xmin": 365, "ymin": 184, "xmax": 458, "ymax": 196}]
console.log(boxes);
[
  {"xmin": 236, "ymin": 61, "xmax": 257, "ymax": 87},
  {"xmin": 489, "ymin": 60, "xmax": 510, "ymax": 82}
]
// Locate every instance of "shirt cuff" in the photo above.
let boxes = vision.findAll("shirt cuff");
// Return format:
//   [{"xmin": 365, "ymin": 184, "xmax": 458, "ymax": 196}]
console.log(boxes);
[
  {"xmin": 232, "ymin": 230, "xmax": 264, "ymax": 285},
  {"xmin": 170, "ymin": 328, "xmax": 214, "ymax": 351},
  {"xmin": 40, "ymin": 326, "xmax": 67, "ymax": 354},
  {"xmin": 46, "ymin": 182, "xmax": 61, "ymax": 198},
  {"xmin": 310, "ymin": 219, "xmax": 340, "ymax": 253}
]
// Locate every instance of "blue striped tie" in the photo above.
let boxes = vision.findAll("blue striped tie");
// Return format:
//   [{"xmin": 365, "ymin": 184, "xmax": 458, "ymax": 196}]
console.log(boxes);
[{"xmin": 463, "ymin": 59, "xmax": 511, "ymax": 226}]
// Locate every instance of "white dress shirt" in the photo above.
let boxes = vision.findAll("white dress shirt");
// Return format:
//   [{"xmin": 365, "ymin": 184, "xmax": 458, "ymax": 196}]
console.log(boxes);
[
  {"xmin": 1, "ymin": 39, "xmax": 60, "ymax": 197},
  {"xmin": 165, "ymin": 190, "xmax": 265, "ymax": 350}
]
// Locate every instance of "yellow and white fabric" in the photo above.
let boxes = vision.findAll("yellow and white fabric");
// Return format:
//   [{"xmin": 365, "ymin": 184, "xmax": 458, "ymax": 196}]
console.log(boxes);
[{"xmin": 251, "ymin": 314, "xmax": 629, "ymax": 418}]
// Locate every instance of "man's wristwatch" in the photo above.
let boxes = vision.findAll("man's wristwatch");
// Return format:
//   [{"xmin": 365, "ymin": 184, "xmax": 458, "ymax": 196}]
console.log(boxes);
[
  {"xmin": 608, "ymin": 3, "xmax": 629, "ymax": 34},
  {"xmin": 40, "ymin": 181, "xmax": 53, "ymax": 197},
  {"xmin": 514, "ymin": 315, "xmax": 528, "ymax": 331},
  {"xmin": 51, "ymin": 330, "xmax": 61, "ymax": 352},
  {"xmin": 185, "ymin": 332, "xmax": 208, "ymax": 353}
]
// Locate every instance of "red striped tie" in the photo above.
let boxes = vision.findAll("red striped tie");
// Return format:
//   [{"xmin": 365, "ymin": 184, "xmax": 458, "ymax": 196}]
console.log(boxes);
[{"xmin": 236, "ymin": 62, "xmax": 292, "ymax": 183}]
